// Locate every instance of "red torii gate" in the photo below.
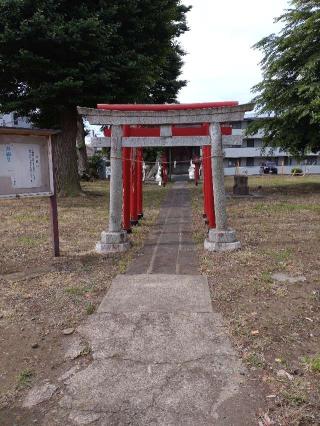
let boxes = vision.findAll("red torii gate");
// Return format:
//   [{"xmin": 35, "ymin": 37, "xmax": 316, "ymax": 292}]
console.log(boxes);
[
  {"xmin": 78, "ymin": 102, "xmax": 252, "ymax": 253},
  {"xmin": 99, "ymin": 102, "xmax": 237, "ymax": 233}
]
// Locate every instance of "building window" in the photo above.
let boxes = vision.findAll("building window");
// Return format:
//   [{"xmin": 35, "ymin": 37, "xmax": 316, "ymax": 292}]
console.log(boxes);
[
  {"xmin": 246, "ymin": 139, "xmax": 254, "ymax": 148},
  {"xmin": 264, "ymin": 157, "xmax": 279, "ymax": 166},
  {"xmin": 227, "ymin": 158, "xmax": 241, "ymax": 167},
  {"xmin": 232, "ymin": 121, "xmax": 242, "ymax": 129},
  {"xmin": 284, "ymin": 157, "xmax": 293, "ymax": 166},
  {"xmin": 13, "ymin": 113, "xmax": 19, "ymax": 126},
  {"xmin": 246, "ymin": 158, "xmax": 254, "ymax": 167},
  {"xmin": 306, "ymin": 157, "xmax": 318, "ymax": 165}
]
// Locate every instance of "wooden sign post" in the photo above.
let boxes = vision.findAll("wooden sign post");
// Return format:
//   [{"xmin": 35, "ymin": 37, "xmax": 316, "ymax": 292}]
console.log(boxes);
[{"xmin": 0, "ymin": 127, "xmax": 60, "ymax": 256}]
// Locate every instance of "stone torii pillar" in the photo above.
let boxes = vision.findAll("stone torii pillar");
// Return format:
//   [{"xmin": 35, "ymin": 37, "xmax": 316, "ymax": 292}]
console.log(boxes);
[
  {"xmin": 204, "ymin": 122, "xmax": 241, "ymax": 251},
  {"xmin": 96, "ymin": 125, "xmax": 130, "ymax": 253}
]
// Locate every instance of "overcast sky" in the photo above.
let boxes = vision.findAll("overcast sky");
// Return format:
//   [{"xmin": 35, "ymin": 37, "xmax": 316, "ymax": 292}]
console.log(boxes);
[{"xmin": 178, "ymin": 0, "xmax": 290, "ymax": 104}]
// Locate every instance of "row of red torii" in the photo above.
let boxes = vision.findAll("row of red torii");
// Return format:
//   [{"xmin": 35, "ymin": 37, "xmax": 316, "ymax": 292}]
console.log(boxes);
[{"xmin": 78, "ymin": 102, "xmax": 253, "ymax": 253}]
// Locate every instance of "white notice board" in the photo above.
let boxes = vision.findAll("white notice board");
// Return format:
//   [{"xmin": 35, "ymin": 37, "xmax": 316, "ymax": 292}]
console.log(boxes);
[{"xmin": 0, "ymin": 132, "xmax": 54, "ymax": 198}]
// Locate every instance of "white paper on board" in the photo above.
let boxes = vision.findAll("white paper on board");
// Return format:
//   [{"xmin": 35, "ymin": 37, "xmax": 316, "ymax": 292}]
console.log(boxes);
[{"xmin": 0, "ymin": 143, "xmax": 42, "ymax": 189}]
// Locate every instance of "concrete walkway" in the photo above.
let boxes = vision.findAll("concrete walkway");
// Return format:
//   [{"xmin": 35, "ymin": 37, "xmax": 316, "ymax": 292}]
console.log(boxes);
[
  {"xmin": 127, "ymin": 182, "xmax": 198, "ymax": 275},
  {"xmin": 42, "ymin": 183, "xmax": 263, "ymax": 425}
]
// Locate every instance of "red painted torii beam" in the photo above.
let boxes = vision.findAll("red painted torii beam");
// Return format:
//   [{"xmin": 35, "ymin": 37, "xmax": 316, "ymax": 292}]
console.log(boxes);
[
  {"xmin": 103, "ymin": 124, "xmax": 232, "ymax": 138},
  {"xmin": 101, "ymin": 102, "xmax": 237, "ymax": 137}
]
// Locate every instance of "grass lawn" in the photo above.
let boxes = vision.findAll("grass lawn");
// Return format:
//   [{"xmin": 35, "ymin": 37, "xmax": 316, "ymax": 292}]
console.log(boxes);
[
  {"xmin": 0, "ymin": 181, "xmax": 168, "ymax": 413},
  {"xmin": 192, "ymin": 175, "xmax": 320, "ymax": 425}
]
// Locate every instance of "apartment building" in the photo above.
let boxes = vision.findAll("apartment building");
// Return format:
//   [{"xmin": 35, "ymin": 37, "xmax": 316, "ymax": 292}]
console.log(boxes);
[
  {"xmin": 224, "ymin": 117, "xmax": 320, "ymax": 175},
  {"xmin": 0, "ymin": 112, "xmax": 31, "ymax": 128}
]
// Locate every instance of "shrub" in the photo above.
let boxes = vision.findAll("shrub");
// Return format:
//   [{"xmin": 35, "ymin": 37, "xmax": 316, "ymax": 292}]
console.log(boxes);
[
  {"xmin": 86, "ymin": 154, "xmax": 106, "ymax": 180},
  {"xmin": 291, "ymin": 167, "xmax": 303, "ymax": 175}
]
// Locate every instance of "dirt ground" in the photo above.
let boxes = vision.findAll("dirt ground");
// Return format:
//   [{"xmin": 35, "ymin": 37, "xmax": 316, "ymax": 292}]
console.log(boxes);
[
  {"xmin": 1, "ymin": 175, "xmax": 319, "ymax": 426},
  {"xmin": 192, "ymin": 175, "xmax": 320, "ymax": 426},
  {"xmin": 0, "ymin": 181, "xmax": 168, "ymax": 421}
]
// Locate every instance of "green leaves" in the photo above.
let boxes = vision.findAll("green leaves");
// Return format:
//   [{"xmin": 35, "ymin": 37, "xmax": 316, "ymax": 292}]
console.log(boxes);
[
  {"xmin": 0, "ymin": 0, "xmax": 190, "ymax": 126},
  {"xmin": 251, "ymin": 0, "xmax": 320, "ymax": 154}
]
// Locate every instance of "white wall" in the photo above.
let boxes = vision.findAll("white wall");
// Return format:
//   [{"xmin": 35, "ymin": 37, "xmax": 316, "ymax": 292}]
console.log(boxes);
[
  {"xmin": 0, "ymin": 113, "xmax": 31, "ymax": 128},
  {"xmin": 224, "ymin": 147, "xmax": 285, "ymax": 158},
  {"xmin": 224, "ymin": 165, "xmax": 320, "ymax": 176}
]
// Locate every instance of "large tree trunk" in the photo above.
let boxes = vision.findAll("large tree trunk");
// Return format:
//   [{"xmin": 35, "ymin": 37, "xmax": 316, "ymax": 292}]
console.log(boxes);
[
  {"xmin": 53, "ymin": 109, "xmax": 81, "ymax": 196},
  {"xmin": 76, "ymin": 115, "xmax": 88, "ymax": 177}
]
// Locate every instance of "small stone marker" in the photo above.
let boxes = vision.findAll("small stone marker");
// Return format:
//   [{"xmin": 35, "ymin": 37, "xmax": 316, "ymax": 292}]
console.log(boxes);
[{"xmin": 233, "ymin": 175, "xmax": 249, "ymax": 195}]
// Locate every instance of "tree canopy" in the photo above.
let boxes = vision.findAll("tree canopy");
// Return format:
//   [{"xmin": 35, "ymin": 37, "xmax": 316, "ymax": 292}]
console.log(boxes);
[
  {"xmin": 0, "ymin": 0, "xmax": 190, "ymax": 124},
  {"xmin": 0, "ymin": 0, "xmax": 190, "ymax": 192},
  {"xmin": 250, "ymin": 0, "xmax": 320, "ymax": 155}
]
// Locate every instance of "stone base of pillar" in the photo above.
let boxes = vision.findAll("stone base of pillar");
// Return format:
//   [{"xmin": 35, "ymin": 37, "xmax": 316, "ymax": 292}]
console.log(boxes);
[
  {"xmin": 96, "ymin": 231, "xmax": 131, "ymax": 254},
  {"xmin": 204, "ymin": 228, "xmax": 241, "ymax": 252}
]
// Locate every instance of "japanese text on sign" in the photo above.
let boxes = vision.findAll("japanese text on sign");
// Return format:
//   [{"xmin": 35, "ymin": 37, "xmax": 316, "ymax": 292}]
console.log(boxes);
[{"xmin": 0, "ymin": 143, "xmax": 42, "ymax": 189}]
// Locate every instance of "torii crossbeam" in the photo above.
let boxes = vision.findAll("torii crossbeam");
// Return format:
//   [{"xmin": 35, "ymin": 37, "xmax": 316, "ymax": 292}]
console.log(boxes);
[{"xmin": 78, "ymin": 102, "xmax": 253, "ymax": 253}]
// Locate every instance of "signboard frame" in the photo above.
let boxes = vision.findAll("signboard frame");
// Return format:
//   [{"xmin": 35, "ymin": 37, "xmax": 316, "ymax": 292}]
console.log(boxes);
[
  {"xmin": 0, "ymin": 127, "xmax": 61, "ymax": 256},
  {"xmin": 0, "ymin": 127, "xmax": 59, "ymax": 199}
]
